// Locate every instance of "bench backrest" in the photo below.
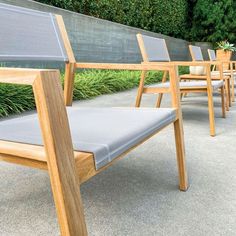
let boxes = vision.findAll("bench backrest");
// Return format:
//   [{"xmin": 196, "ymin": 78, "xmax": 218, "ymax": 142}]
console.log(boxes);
[
  {"xmin": 136, "ymin": 34, "xmax": 171, "ymax": 62},
  {"xmin": 189, "ymin": 45, "xmax": 203, "ymax": 61},
  {"xmin": 0, "ymin": 3, "xmax": 76, "ymax": 105},
  {"xmin": 208, "ymin": 49, "xmax": 216, "ymax": 61},
  {"xmin": 0, "ymin": 3, "xmax": 73, "ymax": 62}
]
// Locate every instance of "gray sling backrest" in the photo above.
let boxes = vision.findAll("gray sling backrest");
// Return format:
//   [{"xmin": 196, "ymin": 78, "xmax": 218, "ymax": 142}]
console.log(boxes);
[
  {"xmin": 0, "ymin": 3, "xmax": 68, "ymax": 62},
  {"xmin": 189, "ymin": 45, "xmax": 203, "ymax": 61},
  {"xmin": 140, "ymin": 35, "xmax": 171, "ymax": 62},
  {"xmin": 208, "ymin": 49, "xmax": 217, "ymax": 61}
]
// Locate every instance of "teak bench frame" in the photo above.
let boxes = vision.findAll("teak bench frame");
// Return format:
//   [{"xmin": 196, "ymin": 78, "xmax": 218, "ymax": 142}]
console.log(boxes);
[
  {"xmin": 181, "ymin": 45, "xmax": 231, "ymax": 110},
  {"xmin": 207, "ymin": 48, "xmax": 236, "ymax": 103},
  {"xmin": 0, "ymin": 15, "xmax": 188, "ymax": 235},
  {"xmin": 136, "ymin": 34, "xmax": 226, "ymax": 137}
]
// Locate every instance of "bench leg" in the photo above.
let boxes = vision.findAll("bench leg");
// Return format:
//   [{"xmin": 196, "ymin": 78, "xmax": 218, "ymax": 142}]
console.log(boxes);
[
  {"xmin": 225, "ymin": 78, "xmax": 230, "ymax": 111},
  {"xmin": 231, "ymin": 75, "xmax": 235, "ymax": 102},
  {"xmin": 34, "ymin": 71, "xmax": 88, "ymax": 236},
  {"xmin": 155, "ymin": 71, "xmax": 168, "ymax": 108},
  {"xmin": 156, "ymin": 93, "xmax": 163, "ymax": 107},
  {"xmin": 135, "ymin": 71, "xmax": 146, "ymax": 107},
  {"xmin": 220, "ymin": 86, "xmax": 226, "ymax": 118},
  {"xmin": 174, "ymin": 119, "xmax": 188, "ymax": 191},
  {"xmin": 207, "ymin": 87, "xmax": 216, "ymax": 136}
]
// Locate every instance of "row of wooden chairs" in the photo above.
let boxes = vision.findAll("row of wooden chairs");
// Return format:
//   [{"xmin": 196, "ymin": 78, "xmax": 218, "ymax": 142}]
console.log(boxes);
[
  {"xmin": 136, "ymin": 34, "xmax": 235, "ymax": 137},
  {"xmin": 0, "ymin": 3, "xmax": 234, "ymax": 235},
  {"xmin": 0, "ymin": 3, "xmax": 188, "ymax": 235}
]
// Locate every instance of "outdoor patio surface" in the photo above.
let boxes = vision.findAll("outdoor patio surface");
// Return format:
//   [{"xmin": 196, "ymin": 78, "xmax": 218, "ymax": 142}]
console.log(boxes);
[{"xmin": 0, "ymin": 88, "xmax": 236, "ymax": 236}]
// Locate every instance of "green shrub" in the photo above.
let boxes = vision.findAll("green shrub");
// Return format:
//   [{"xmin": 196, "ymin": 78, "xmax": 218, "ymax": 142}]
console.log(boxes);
[
  {"xmin": 0, "ymin": 67, "xmax": 188, "ymax": 117},
  {"xmin": 0, "ymin": 70, "xmax": 161, "ymax": 117},
  {"xmin": 36, "ymin": 0, "xmax": 189, "ymax": 39},
  {"xmin": 190, "ymin": 0, "xmax": 236, "ymax": 43}
]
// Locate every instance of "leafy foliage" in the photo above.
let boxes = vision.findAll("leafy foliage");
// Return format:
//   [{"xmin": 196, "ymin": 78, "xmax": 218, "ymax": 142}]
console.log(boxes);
[
  {"xmin": 35, "ymin": 0, "xmax": 236, "ymax": 43},
  {"xmin": 0, "ymin": 68, "xmax": 188, "ymax": 117},
  {"xmin": 216, "ymin": 40, "xmax": 236, "ymax": 51},
  {"xmin": 190, "ymin": 0, "xmax": 236, "ymax": 43},
  {"xmin": 36, "ymin": 0, "xmax": 189, "ymax": 39},
  {"xmin": 0, "ymin": 70, "xmax": 161, "ymax": 117}
]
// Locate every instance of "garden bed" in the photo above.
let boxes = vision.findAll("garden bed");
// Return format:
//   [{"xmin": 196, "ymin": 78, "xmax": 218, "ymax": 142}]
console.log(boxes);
[{"xmin": 0, "ymin": 67, "xmax": 188, "ymax": 117}]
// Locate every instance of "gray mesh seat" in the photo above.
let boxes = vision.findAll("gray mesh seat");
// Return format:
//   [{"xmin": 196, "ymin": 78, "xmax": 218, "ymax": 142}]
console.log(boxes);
[
  {"xmin": 0, "ymin": 107, "xmax": 176, "ymax": 169},
  {"xmin": 148, "ymin": 80, "xmax": 224, "ymax": 90},
  {"xmin": 0, "ymin": 3, "xmax": 68, "ymax": 62},
  {"xmin": 208, "ymin": 49, "xmax": 217, "ymax": 61},
  {"xmin": 190, "ymin": 46, "xmax": 204, "ymax": 61},
  {"xmin": 208, "ymin": 49, "xmax": 236, "ymax": 78},
  {"xmin": 0, "ymin": 3, "xmax": 178, "ymax": 170}
]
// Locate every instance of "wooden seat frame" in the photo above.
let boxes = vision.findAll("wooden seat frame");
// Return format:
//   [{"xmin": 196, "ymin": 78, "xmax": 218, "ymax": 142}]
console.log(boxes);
[
  {"xmin": 0, "ymin": 15, "xmax": 188, "ymax": 235},
  {"xmin": 180, "ymin": 45, "xmax": 231, "ymax": 109},
  {"xmin": 136, "ymin": 34, "xmax": 226, "ymax": 137},
  {"xmin": 207, "ymin": 49, "xmax": 236, "ymax": 103}
]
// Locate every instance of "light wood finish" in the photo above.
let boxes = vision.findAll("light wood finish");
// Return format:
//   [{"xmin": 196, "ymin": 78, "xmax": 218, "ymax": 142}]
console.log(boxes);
[
  {"xmin": 0, "ymin": 15, "xmax": 189, "ymax": 235},
  {"xmin": 208, "ymin": 49, "xmax": 235, "ymax": 103},
  {"xmin": 0, "ymin": 69, "xmax": 88, "ymax": 235},
  {"xmin": 156, "ymin": 71, "xmax": 168, "ymax": 107},
  {"xmin": 64, "ymin": 62, "xmax": 76, "ymax": 105},
  {"xmin": 136, "ymin": 36, "xmax": 225, "ymax": 136},
  {"xmin": 216, "ymin": 49, "xmax": 232, "ymax": 70},
  {"xmin": 230, "ymin": 62, "xmax": 235, "ymax": 102},
  {"xmin": 33, "ymin": 70, "xmax": 87, "ymax": 235},
  {"xmin": 56, "ymin": 15, "xmax": 76, "ymax": 106},
  {"xmin": 135, "ymin": 70, "xmax": 146, "ymax": 107},
  {"xmin": 76, "ymin": 62, "xmax": 172, "ymax": 71},
  {"xmin": 189, "ymin": 45, "xmax": 231, "ymax": 109},
  {"xmin": 169, "ymin": 66, "xmax": 188, "ymax": 190}
]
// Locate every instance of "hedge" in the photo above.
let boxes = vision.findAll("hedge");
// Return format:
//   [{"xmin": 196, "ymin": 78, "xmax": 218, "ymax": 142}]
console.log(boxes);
[
  {"xmin": 0, "ymin": 67, "xmax": 188, "ymax": 117},
  {"xmin": 0, "ymin": 70, "xmax": 162, "ymax": 117},
  {"xmin": 36, "ymin": 0, "xmax": 189, "ymax": 39},
  {"xmin": 190, "ymin": 0, "xmax": 236, "ymax": 43}
]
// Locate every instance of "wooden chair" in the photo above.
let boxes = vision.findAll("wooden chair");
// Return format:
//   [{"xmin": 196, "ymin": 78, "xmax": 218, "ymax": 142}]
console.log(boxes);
[
  {"xmin": 136, "ymin": 34, "xmax": 226, "ymax": 137},
  {"xmin": 181, "ymin": 45, "xmax": 231, "ymax": 109},
  {"xmin": 208, "ymin": 49, "xmax": 235, "ymax": 102},
  {"xmin": 0, "ymin": 3, "xmax": 188, "ymax": 235}
]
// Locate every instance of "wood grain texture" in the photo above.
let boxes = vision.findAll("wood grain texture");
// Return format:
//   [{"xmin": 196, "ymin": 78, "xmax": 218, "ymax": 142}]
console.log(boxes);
[
  {"xmin": 156, "ymin": 71, "xmax": 168, "ymax": 107},
  {"xmin": 135, "ymin": 70, "xmax": 146, "ymax": 107},
  {"xmin": 136, "ymin": 35, "xmax": 224, "ymax": 136},
  {"xmin": 55, "ymin": 15, "xmax": 76, "ymax": 106},
  {"xmin": 169, "ymin": 66, "xmax": 188, "ymax": 191},
  {"xmin": 33, "ymin": 71, "xmax": 87, "ymax": 236},
  {"xmin": 76, "ymin": 62, "xmax": 172, "ymax": 71}
]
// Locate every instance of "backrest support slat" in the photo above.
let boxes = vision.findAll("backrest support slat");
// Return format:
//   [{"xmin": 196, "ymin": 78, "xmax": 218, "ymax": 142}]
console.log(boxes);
[
  {"xmin": 137, "ymin": 34, "xmax": 170, "ymax": 62},
  {"xmin": 189, "ymin": 45, "xmax": 203, "ymax": 61},
  {"xmin": 0, "ymin": 3, "xmax": 68, "ymax": 62}
]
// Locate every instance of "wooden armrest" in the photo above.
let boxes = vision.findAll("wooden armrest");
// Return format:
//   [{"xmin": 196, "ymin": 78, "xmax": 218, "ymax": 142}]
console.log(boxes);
[
  {"xmin": 76, "ymin": 62, "xmax": 173, "ymax": 71},
  {"xmin": 0, "ymin": 68, "xmax": 59, "ymax": 85},
  {"xmin": 141, "ymin": 61, "xmax": 214, "ymax": 67}
]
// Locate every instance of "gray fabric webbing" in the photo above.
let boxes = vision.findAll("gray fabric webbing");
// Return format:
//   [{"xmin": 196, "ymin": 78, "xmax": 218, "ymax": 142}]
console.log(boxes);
[
  {"xmin": 0, "ymin": 3, "xmax": 68, "ymax": 62},
  {"xmin": 0, "ymin": 107, "xmax": 176, "ymax": 170},
  {"xmin": 190, "ymin": 46, "xmax": 203, "ymax": 61},
  {"xmin": 208, "ymin": 49, "xmax": 216, "ymax": 61},
  {"xmin": 141, "ymin": 35, "xmax": 170, "ymax": 62}
]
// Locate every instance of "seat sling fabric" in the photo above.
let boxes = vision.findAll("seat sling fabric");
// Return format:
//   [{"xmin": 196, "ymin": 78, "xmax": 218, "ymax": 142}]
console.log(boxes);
[
  {"xmin": 141, "ymin": 35, "xmax": 171, "ymax": 62},
  {"xmin": 0, "ymin": 107, "xmax": 176, "ymax": 169},
  {"xmin": 208, "ymin": 49, "xmax": 217, "ymax": 61},
  {"xmin": 148, "ymin": 80, "xmax": 224, "ymax": 90},
  {"xmin": 0, "ymin": 2, "xmax": 68, "ymax": 62},
  {"xmin": 190, "ymin": 46, "xmax": 204, "ymax": 61}
]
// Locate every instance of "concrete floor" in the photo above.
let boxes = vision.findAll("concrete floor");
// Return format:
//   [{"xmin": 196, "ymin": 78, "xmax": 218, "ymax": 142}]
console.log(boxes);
[{"xmin": 0, "ymin": 88, "xmax": 236, "ymax": 236}]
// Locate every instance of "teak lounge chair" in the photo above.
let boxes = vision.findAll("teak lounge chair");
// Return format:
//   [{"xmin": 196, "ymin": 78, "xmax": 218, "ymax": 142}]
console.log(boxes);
[
  {"xmin": 0, "ymin": 3, "xmax": 188, "ymax": 235},
  {"xmin": 181, "ymin": 45, "xmax": 231, "ymax": 109},
  {"xmin": 208, "ymin": 49, "xmax": 236, "ymax": 102},
  {"xmin": 136, "ymin": 34, "xmax": 226, "ymax": 137}
]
